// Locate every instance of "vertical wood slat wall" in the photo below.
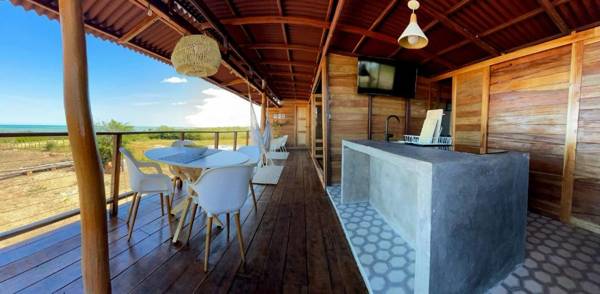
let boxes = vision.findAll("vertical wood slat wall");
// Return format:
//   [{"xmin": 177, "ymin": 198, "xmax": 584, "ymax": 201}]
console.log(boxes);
[
  {"xmin": 443, "ymin": 28, "xmax": 600, "ymax": 230},
  {"xmin": 325, "ymin": 54, "xmax": 430, "ymax": 183}
]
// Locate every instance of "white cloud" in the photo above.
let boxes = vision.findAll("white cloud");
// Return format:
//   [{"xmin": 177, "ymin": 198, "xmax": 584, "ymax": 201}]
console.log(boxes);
[
  {"xmin": 185, "ymin": 88, "xmax": 261, "ymax": 128},
  {"xmin": 161, "ymin": 76, "xmax": 188, "ymax": 84}
]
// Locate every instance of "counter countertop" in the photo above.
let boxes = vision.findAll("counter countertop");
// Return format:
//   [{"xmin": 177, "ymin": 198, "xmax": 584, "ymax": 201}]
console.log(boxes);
[{"xmin": 345, "ymin": 140, "xmax": 513, "ymax": 164}]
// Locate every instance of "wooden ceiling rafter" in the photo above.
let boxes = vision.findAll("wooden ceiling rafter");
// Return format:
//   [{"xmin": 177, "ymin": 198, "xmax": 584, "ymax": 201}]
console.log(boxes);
[
  {"xmin": 240, "ymin": 43, "xmax": 319, "ymax": 53},
  {"xmin": 352, "ymin": 0, "xmax": 398, "ymax": 54},
  {"xmin": 269, "ymin": 72, "xmax": 314, "ymax": 78},
  {"xmin": 184, "ymin": 0, "xmax": 280, "ymax": 105},
  {"xmin": 539, "ymin": 0, "xmax": 570, "ymax": 33},
  {"xmin": 222, "ymin": 0, "xmax": 266, "ymax": 70},
  {"xmin": 118, "ymin": 14, "xmax": 159, "ymax": 43},
  {"xmin": 263, "ymin": 60, "xmax": 316, "ymax": 68},
  {"xmin": 276, "ymin": 0, "xmax": 297, "ymax": 99},
  {"xmin": 418, "ymin": 4, "xmax": 500, "ymax": 56}
]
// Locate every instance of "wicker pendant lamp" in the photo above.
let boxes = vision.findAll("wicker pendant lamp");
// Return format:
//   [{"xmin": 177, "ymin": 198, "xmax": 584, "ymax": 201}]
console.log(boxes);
[
  {"xmin": 171, "ymin": 34, "xmax": 222, "ymax": 77},
  {"xmin": 398, "ymin": 0, "xmax": 428, "ymax": 49}
]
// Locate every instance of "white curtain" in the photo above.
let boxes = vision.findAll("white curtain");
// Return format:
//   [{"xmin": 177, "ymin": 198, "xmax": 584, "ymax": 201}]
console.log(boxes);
[{"xmin": 249, "ymin": 99, "xmax": 271, "ymax": 165}]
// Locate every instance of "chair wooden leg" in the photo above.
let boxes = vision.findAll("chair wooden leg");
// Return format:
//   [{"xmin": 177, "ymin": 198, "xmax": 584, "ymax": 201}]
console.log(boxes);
[
  {"xmin": 234, "ymin": 212, "xmax": 245, "ymax": 263},
  {"xmin": 160, "ymin": 192, "xmax": 165, "ymax": 216},
  {"xmin": 165, "ymin": 193, "xmax": 172, "ymax": 215},
  {"xmin": 173, "ymin": 197, "xmax": 192, "ymax": 244},
  {"xmin": 127, "ymin": 194, "xmax": 141, "ymax": 241},
  {"xmin": 226, "ymin": 212, "xmax": 230, "ymax": 241},
  {"xmin": 126, "ymin": 193, "xmax": 137, "ymax": 226},
  {"xmin": 249, "ymin": 181, "xmax": 258, "ymax": 211},
  {"xmin": 186, "ymin": 204, "xmax": 198, "ymax": 245},
  {"xmin": 204, "ymin": 216, "xmax": 213, "ymax": 272}
]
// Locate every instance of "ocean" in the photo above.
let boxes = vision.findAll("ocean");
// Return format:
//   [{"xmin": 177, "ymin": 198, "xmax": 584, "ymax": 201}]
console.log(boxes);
[{"xmin": 0, "ymin": 124, "xmax": 154, "ymax": 133}]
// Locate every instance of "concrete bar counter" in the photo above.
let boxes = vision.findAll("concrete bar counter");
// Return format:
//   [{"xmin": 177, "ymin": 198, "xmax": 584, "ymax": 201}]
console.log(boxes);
[{"xmin": 341, "ymin": 140, "xmax": 529, "ymax": 294}]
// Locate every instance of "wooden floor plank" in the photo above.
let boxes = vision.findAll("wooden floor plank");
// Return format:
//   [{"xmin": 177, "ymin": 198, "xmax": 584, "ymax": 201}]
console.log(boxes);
[{"xmin": 0, "ymin": 151, "xmax": 367, "ymax": 293}]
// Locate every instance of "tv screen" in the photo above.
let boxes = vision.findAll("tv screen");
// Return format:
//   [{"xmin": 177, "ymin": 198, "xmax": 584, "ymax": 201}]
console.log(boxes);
[{"xmin": 357, "ymin": 58, "xmax": 417, "ymax": 98}]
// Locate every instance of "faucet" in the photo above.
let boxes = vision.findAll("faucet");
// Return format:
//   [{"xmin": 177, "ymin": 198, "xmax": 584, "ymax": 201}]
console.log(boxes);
[{"xmin": 385, "ymin": 115, "xmax": 401, "ymax": 142}]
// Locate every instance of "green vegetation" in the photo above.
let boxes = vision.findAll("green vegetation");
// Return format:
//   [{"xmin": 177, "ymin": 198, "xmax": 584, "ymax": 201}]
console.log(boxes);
[
  {"xmin": 96, "ymin": 120, "xmax": 134, "ymax": 163},
  {"xmin": 0, "ymin": 120, "xmax": 251, "ymax": 164}
]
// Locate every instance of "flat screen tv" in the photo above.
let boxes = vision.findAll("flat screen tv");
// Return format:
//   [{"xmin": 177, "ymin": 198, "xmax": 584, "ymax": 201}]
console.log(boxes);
[{"xmin": 357, "ymin": 57, "xmax": 417, "ymax": 98}]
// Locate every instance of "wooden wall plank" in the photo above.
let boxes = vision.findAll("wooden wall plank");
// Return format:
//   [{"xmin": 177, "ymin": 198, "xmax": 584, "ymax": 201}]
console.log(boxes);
[
  {"xmin": 488, "ymin": 45, "xmax": 572, "ymax": 218},
  {"xmin": 269, "ymin": 101, "xmax": 309, "ymax": 147},
  {"xmin": 326, "ymin": 53, "xmax": 429, "ymax": 183},
  {"xmin": 572, "ymin": 40, "xmax": 600, "ymax": 225},
  {"xmin": 453, "ymin": 69, "xmax": 485, "ymax": 153}
]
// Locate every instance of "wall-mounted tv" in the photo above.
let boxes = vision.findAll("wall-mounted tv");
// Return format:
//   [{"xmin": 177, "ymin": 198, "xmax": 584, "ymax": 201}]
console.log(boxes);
[{"xmin": 357, "ymin": 57, "xmax": 417, "ymax": 98}]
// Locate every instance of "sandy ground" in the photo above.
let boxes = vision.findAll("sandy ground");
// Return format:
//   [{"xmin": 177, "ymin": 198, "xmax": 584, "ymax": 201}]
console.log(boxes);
[{"xmin": 0, "ymin": 138, "xmax": 244, "ymax": 248}]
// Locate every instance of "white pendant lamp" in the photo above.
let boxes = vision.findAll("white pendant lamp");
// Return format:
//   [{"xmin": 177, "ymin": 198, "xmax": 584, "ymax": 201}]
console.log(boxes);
[{"xmin": 398, "ymin": 0, "xmax": 428, "ymax": 49}]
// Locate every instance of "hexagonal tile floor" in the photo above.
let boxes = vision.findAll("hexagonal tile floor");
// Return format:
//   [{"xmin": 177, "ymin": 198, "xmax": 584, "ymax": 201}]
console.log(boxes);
[
  {"xmin": 326, "ymin": 185, "xmax": 600, "ymax": 294},
  {"xmin": 327, "ymin": 185, "xmax": 415, "ymax": 293}
]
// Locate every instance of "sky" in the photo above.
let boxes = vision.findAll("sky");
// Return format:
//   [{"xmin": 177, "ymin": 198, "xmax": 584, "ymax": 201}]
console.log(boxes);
[{"xmin": 0, "ymin": 1, "xmax": 259, "ymax": 128}]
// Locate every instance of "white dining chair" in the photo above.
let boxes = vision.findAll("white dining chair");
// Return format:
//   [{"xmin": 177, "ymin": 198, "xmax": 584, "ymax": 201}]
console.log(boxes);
[
  {"xmin": 120, "ymin": 147, "xmax": 173, "ymax": 241},
  {"xmin": 170, "ymin": 140, "xmax": 194, "ymax": 192},
  {"xmin": 189, "ymin": 164, "xmax": 254, "ymax": 272},
  {"xmin": 237, "ymin": 145, "xmax": 260, "ymax": 211},
  {"xmin": 280, "ymin": 135, "xmax": 288, "ymax": 151}
]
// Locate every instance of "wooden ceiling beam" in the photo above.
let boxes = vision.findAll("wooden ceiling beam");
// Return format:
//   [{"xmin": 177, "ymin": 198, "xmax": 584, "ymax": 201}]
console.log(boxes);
[
  {"xmin": 223, "ymin": 78, "xmax": 245, "ymax": 87},
  {"xmin": 118, "ymin": 14, "xmax": 158, "ymax": 43},
  {"xmin": 222, "ymin": 0, "xmax": 265, "ymax": 66},
  {"xmin": 269, "ymin": 72, "xmax": 314, "ymax": 78},
  {"xmin": 419, "ymin": 4, "xmax": 500, "ymax": 56},
  {"xmin": 264, "ymin": 60, "xmax": 316, "ymax": 68},
  {"xmin": 184, "ymin": 0, "xmax": 280, "ymax": 105},
  {"xmin": 276, "ymin": 0, "xmax": 296, "ymax": 99},
  {"xmin": 420, "ymin": 0, "xmax": 570, "ymax": 65},
  {"xmin": 539, "ymin": 0, "xmax": 570, "ymax": 33},
  {"xmin": 217, "ymin": 15, "xmax": 401, "ymax": 47},
  {"xmin": 352, "ymin": 0, "xmax": 398, "ymax": 54},
  {"xmin": 240, "ymin": 43, "xmax": 319, "ymax": 53}
]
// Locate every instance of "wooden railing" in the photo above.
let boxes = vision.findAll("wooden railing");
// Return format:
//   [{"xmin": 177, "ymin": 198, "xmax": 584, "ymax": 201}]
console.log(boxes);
[{"xmin": 0, "ymin": 130, "xmax": 250, "ymax": 241}]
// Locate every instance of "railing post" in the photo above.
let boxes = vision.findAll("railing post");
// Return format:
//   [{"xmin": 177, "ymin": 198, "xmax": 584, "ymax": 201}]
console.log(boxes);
[
  {"xmin": 214, "ymin": 132, "xmax": 220, "ymax": 149},
  {"xmin": 179, "ymin": 132, "xmax": 185, "ymax": 140},
  {"xmin": 110, "ymin": 134, "xmax": 122, "ymax": 217},
  {"xmin": 233, "ymin": 131, "xmax": 238, "ymax": 150},
  {"xmin": 246, "ymin": 131, "xmax": 250, "ymax": 145}
]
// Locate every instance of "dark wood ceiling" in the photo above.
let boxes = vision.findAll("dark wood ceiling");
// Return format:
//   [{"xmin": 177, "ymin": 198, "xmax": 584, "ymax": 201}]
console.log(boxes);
[{"xmin": 10, "ymin": 0, "xmax": 600, "ymax": 103}]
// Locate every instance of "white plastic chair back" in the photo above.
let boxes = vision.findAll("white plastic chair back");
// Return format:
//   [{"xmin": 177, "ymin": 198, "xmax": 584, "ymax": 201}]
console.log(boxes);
[
  {"xmin": 192, "ymin": 165, "xmax": 254, "ymax": 215},
  {"xmin": 171, "ymin": 140, "xmax": 194, "ymax": 147},
  {"xmin": 120, "ymin": 147, "xmax": 145, "ymax": 192},
  {"xmin": 237, "ymin": 145, "xmax": 260, "ymax": 166},
  {"xmin": 281, "ymin": 135, "xmax": 288, "ymax": 149},
  {"xmin": 269, "ymin": 137, "xmax": 281, "ymax": 152}
]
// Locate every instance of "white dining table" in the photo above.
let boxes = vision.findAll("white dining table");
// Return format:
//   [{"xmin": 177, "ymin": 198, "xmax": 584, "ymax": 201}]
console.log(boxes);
[{"xmin": 144, "ymin": 146, "xmax": 249, "ymax": 244}]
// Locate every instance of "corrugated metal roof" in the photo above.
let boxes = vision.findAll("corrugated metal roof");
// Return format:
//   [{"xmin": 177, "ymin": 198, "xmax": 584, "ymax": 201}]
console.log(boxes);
[{"xmin": 8, "ymin": 0, "xmax": 600, "ymax": 102}]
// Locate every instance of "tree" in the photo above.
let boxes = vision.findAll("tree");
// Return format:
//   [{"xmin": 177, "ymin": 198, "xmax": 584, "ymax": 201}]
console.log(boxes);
[{"xmin": 96, "ymin": 120, "xmax": 134, "ymax": 164}]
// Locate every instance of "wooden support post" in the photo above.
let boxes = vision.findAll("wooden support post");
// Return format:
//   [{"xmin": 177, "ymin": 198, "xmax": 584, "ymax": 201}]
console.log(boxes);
[
  {"xmin": 233, "ymin": 131, "xmax": 238, "ymax": 150},
  {"xmin": 109, "ymin": 134, "xmax": 122, "ymax": 216},
  {"xmin": 321, "ymin": 56, "xmax": 331, "ymax": 186},
  {"xmin": 451, "ymin": 75, "xmax": 458, "ymax": 149},
  {"xmin": 179, "ymin": 132, "xmax": 185, "ymax": 140},
  {"xmin": 214, "ymin": 132, "xmax": 220, "ymax": 149},
  {"xmin": 560, "ymin": 40, "xmax": 584, "ymax": 222},
  {"xmin": 246, "ymin": 131, "xmax": 250, "ymax": 145},
  {"xmin": 260, "ymin": 93, "xmax": 267, "ymax": 132},
  {"xmin": 58, "ymin": 0, "xmax": 110, "ymax": 292},
  {"xmin": 480, "ymin": 67, "xmax": 490, "ymax": 155}
]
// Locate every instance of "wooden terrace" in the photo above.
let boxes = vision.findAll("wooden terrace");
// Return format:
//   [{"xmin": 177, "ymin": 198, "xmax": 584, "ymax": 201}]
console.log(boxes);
[{"xmin": 0, "ymin": 151, "xmax": 366, "ymax": 293}]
